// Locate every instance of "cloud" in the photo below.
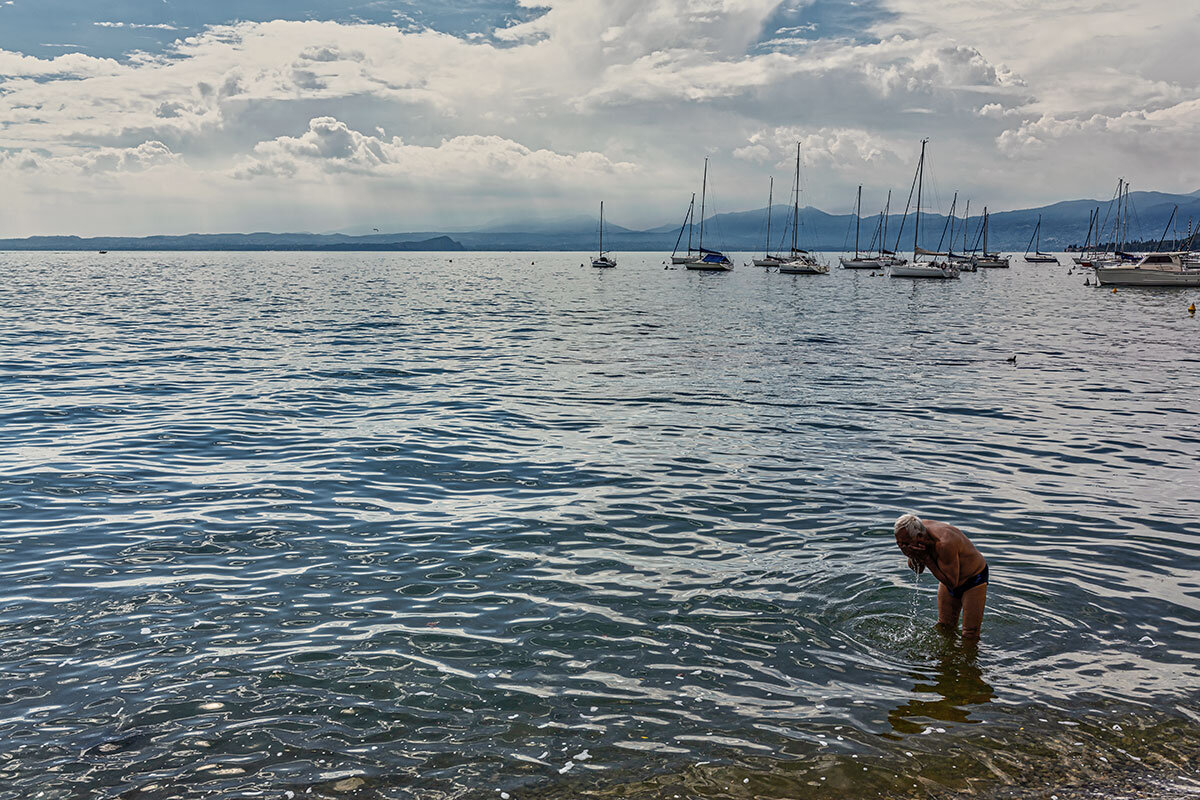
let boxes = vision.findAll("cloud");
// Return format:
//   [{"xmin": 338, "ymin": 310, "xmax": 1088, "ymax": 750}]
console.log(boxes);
[
  {"xmin": 0, "ymin": 1, "xmax": 1197, "ymax": 236},
  {"xmin": 94, "ymin": 22, "xmax": 179, "ymax": 30},
  {"xmin": 0, "ymin": 140, "xmax": 180, "ymax": 177},
  {"xmin": 234, "ymin": 116, "xmax": 637, "ymax": 188}
]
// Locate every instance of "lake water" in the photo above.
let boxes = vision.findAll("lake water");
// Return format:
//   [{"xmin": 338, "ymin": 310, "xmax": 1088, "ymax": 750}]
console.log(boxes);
[{"xmin": 0, "ymin": 251, "xmax": 1197, "ymax": 800}]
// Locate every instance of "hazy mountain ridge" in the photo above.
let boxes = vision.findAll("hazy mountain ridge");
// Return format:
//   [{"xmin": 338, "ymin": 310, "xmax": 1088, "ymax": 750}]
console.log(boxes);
[{"xmin": 2, "ymin": 190, "xmax": 1197, "ymax": 252}]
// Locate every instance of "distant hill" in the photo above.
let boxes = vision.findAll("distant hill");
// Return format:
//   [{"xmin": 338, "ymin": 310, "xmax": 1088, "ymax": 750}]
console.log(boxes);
[
  {"xmin": 0, "ymin": 234, "xmax": 465, "ymax": 252},
  {"xmin": 2, "ymin": 189, "xmax": 1197, "ymax": 252}
]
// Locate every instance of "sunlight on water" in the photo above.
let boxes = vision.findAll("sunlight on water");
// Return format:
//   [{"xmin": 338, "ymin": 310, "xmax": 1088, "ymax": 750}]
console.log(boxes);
[{"xmin": 0, "ymin": 251, "xmax": 1196, "ymax": 799}]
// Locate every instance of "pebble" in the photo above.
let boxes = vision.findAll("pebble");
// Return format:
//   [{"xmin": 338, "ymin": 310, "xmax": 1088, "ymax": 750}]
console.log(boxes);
[
  {"xmin": 558, "ymin": 762, "xmax": 574, "ymax": 774},
  {"xmin": 332, "ymin": 777, "xmax": 364, "ymax": 792},
  {"xmin": 573, "ymin": 750, "xmax": 590, "ymax": 761}
]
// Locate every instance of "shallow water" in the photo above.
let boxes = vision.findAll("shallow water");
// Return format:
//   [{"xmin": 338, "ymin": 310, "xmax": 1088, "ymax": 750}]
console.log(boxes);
[{"xmin": 0, "ymin": 251, "xmax": 1197, "ymax": 799}]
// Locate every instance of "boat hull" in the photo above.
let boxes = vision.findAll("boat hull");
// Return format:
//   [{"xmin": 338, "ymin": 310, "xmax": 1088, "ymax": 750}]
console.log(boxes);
[
  {"xmin": 973, "ymin": 256, "xmax": 1010, "ymax": 268},
  {"xmin": 839, "ymin": 257, "xmax": 884, "ymax": 269},
  {"xmin": 1095, "ymin": 267, "xmax": 1200, "ymax": 286},
  {"xmin": 753, "ymin": 257, "xmax": 785, "ymax": 267},
  {"xmin": 591, "ymin": 258, "xmax": 617, "ymax": 268},
  {"xmin": 1025, "ymin": 254, "xmax": 1059, "ymax": 264},
  {"xmin": 890, "ymin": 263, "xmax": 959, "ymax": 279},
  {"xmin": 671, "ymin": 255, "xmax": 695, "ymax": 265},
  {"xmin": 778, "ymin": 265, "xmax": 828, "ymax": 274},
  {"xmin": 685, "ymin": 262, "xmax": 733, "ymax": 272}
]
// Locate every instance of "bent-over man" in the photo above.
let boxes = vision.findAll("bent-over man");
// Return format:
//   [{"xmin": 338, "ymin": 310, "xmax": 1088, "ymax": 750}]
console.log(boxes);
[{"xmin": 894, "ymin": 513, "xmax": 989, "ymax": 640}]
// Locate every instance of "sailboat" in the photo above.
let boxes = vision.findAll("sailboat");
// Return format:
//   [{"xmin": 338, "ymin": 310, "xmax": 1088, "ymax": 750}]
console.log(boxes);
[
  {"xmin": 1072, "ymin": 208, "xmax": 1097, "ymax": 266},
  {"xmin": 1023, "ymin": 215, "xmax": 1059, "ymax": 263},
  {"xmin": 777, "ymin": 143, "xmax": 828, "ymax": 275},
  {"xmin": 1088, "ymin": 179, "xmax": 1133, "ymax": 268},
  {"xmin": 840, "ymin": 185, "xmax": 885, "ymax": 269},
  {"xmin": 890, "ymin": 139, "xmax": 959, "ymax": 279},
  {"xmin": 876, "ymin": 190, "xmax": 907, "ymax": 267},
  {"xmin": 971, "ymin": 207, "xmax": 1010, "ymax": 268},
  {"xmin": 685, "ymin": 158, "xmax": 734, "ymax": 271},
  {"xmin": 670, "ymin": 193, "xmax": 697, "ymax": 265},
  {"xmin": 591, "ymin": 201, "xmax": 616, "ymax": 268},
  {"xmin": 943, "ymin": 193, "xmax": 977, "ymax": 272},
  {"xmin": 753, "ymin": 177, "xmax": 786, "ymax": 267},
  {"xmin": 1096, "ymin": 203, "xmax": 1200, "ymax": 285}
]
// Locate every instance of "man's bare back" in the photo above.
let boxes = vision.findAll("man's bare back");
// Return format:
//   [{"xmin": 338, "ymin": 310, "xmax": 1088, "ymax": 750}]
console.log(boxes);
[{"xmin": 894, "ymin": 514, "xmax": 989, "ymax": 639}]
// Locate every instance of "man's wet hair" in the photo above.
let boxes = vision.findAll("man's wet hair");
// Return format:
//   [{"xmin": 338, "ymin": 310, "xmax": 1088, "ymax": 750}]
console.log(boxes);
[{"xmin": 894, "ymin": 513, "xmax": 926, "ymax": 540}]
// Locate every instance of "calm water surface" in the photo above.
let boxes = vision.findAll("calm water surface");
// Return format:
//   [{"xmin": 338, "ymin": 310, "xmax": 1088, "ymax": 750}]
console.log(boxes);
[{"xmin": 0, "ymin": 252, "xmax": 1197, "ymax": 799}]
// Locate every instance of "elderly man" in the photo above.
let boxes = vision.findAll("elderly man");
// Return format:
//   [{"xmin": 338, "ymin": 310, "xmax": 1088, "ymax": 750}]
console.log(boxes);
[{"xmin": 894, "ymin": 513, "xmax": 989, "ymax": 640}]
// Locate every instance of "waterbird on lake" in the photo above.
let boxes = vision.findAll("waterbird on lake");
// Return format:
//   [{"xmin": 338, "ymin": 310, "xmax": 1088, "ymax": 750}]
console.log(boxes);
[
  {"xmin": 1006, "ymin": 355, "xmax": 1017, "ymax": 364},
  {"xmin": 894, "ymin": 513, "xmax": 989, "ymax": 640}
]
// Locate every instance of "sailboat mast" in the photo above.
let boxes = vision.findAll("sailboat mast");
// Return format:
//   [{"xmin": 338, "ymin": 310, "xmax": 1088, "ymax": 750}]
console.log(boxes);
[
  {"xmin": 687, "ymin": 195, "xmax": 694, "ymax": 253},
  {"xmin": 1113, "ymin": 178, "xmax": 1123, "ymax": 253},
  {"xmin": 982, "ymin": 207, "xmax": 989, "ymax": 255},
  {"xmin": 765, "ymin": 177, "xmax": 773, "ymax": 257},
  {"xmin": 882, "ymin": 190, "xmax": 891, "ymax": 256},
  {"xmin": 599, "ymin": 201, "xmax": 604, "ymax": 255},
  {"xmin": 699, "ymin": 158, "xmax": 708, "ymax": 252},
  {"xmin": 914, "ymin": 139, "xmax": 927, "ymax": 257},
  {"xmin": 792, "ymin": 143, "xmax": 800, "ymax": 254},
  {"xmin": 854, "ymin": 184, "xmax": 862, "ymax": 257},
  {"xmin": 963, "ymin": 199, "xmax": 970, "ymax": 253},
  {"xmin": 1121, "ymin": 183, "xmax": 1129, "ymax": 251}
]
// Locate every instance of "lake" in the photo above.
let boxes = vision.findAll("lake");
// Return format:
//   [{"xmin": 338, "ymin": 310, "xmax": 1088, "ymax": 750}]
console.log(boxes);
[{"xmin": 0, "ymin": 251, "xmax": 1197, "ymax": 799}]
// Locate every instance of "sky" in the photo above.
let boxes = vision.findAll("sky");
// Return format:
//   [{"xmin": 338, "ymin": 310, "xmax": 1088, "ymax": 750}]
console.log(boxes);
[{"xmin": 1, "ymin": 0, "xmax": 1198, "ymax": 236}]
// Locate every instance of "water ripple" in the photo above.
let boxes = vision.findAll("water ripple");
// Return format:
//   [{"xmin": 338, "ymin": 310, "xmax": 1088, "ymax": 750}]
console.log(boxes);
[{"xmin": 0, "ymin": 252, "xmax": 1196, "ymax": 799}]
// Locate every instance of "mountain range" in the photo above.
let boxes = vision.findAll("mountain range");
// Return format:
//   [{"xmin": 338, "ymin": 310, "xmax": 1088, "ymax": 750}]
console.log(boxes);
[{"xmin": 2, "ymin": 190, "xmax": 1197, "ymax": 252}]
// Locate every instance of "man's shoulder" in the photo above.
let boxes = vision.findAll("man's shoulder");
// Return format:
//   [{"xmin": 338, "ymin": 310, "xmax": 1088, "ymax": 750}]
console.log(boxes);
[{"xmin": 924, "ymin": 519, "xmax": 964, "ymax": 538}]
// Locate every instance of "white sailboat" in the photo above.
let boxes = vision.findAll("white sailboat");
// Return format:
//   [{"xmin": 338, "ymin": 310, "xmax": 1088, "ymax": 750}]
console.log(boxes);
[
  {"xmin": 669, "ymin": 193, "xmax": 697, "ymax": 265},
  {"xmin": 753, "ymin": 176, "xmax": 786, "ymax": 267},
  {"xmin": 1072, "ymin": 208, "xmax": 1098, "ymax": 266},
  {"xmin": 971, "ymin": 207, "xmax": 1010, "ymax": 268},
  {"xmin": 840, "ymin": 185, "xmax": 886, "ymax": 269},
  {"xmin": 1087, "ymin": 179, "xmax": 1136, "ymax": 269},
  {"xmin": 777, "ymin": 143, "xmax": 828, "ymax": 275},
  {"xmin": 890, "ymin": 139, "xmax": 959, "ymax": 279},
  {"xmin": 1024, "ymin": 215, "xmax": 1059, "ymax": 263},
  {"xmin": 685, "ymin": 158, "xmax": 734, "ymax": 271},
  {"xmin": 591, "ymin": 201, "xmax": 616, "ymax": 268},
  {"xmin": 876, "ymin": 190, "xmax": 907, "ymax": 268},
  {"xmin": 944, "ymin": 193, "xmax": 977, "ymax": 272}
]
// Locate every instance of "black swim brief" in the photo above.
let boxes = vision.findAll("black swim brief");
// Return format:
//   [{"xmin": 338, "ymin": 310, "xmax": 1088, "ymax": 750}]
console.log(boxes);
[{"xmin": 946, "ymin": 565, "xmax": 989, "ymax": 600}]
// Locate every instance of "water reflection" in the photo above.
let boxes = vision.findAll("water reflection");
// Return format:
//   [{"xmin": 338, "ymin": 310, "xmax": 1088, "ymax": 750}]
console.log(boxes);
[{"xmin": 886, "ymin": 636, "xmax": 994, "ymax": 736}]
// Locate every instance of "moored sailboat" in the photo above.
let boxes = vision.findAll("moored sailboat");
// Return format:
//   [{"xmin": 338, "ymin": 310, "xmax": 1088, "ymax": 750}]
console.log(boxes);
[
  {"xmin": 591, "ymin": 201, "xmax": 616, "ymax": 268},
  {"xmin": 670, "ymin": 194, "xmax": 697, "ymax": 265},
  {"xmin": 685, "ymin": 158, "xmax": 734, "ymax": 271},
  {"xmin": 1024, "ymin": 215, "xmax": 1059, "ymax": 263},
  {"xmin": 840, "ymin": 185, "xmax": 886, "ymax": 269},
  {"xmin": 890, "ymin": 139, "xmax": 959, "ymax": 279},
  {"xmin": 777, "ymin": 143, "xmax": 828, "ymax": 275},
  {"xmin": 971, "ymin": 207, "xmax": 1010, "ymax": 268},
  {"xmin": 753, "ymin": 177, "xmax": 786, "ymax": 267}
]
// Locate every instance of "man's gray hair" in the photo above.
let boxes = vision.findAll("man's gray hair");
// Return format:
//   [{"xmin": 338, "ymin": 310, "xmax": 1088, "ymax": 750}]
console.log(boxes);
[{"xmin": 894, "ymin": 513, "xmax": 925, "ymax": 538}]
